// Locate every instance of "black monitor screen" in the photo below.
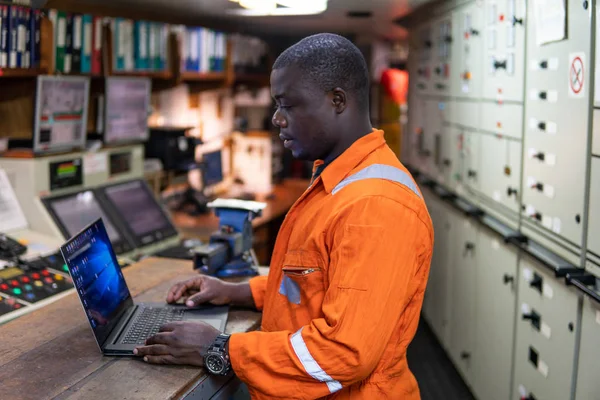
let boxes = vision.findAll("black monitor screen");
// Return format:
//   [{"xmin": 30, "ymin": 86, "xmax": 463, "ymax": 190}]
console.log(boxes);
[
  {"xmin": 203, "ymin": 150, "xmax": 223, "ymax": 187},
  {"xmin": 60, "ymin": 218, "xmax": 133, "ymax": 348},
  {"xmin": 43, "ymin": 191, "xmax": 132, "ymax": 255},
  {"xmin": 101, "ymin": 180, "xmax": 176, "ymax": 246}
]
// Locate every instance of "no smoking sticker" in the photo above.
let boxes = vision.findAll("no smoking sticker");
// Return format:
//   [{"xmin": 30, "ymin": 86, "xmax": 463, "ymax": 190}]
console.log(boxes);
[{"xmin": 569, "ymin": 52, "xmax": 585, "ymax": 98}]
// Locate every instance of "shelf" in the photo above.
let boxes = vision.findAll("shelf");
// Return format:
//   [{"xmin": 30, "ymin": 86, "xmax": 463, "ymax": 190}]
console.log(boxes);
[
  {"xmin": 111, "ymin": 70, "xmax": 173, "ymax": 79},
  {"xmin": 234, "ymin": 73, "xmax": 270, "ymax": 86},
  {"xmin": 180, "ymin": 71, "xmax": 227, "ymax": 81},
  {"xmin": 0, "ymin": 68, "xmax": 49, "ymax": 78}
]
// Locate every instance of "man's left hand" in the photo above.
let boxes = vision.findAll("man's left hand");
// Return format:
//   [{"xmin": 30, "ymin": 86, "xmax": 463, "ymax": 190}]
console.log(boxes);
[{"xmin": 134, "ymin": 321, "xmax": 221, "ymax": 366}]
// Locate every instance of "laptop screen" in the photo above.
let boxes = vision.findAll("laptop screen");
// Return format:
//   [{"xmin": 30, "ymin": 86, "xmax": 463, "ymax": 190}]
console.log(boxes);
[{"xmin": 60, "ymin": 218, "xmax": 133, "ymax": 349}]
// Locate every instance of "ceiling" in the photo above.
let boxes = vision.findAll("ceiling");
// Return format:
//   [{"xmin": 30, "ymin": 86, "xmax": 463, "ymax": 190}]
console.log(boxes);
[{"xmin": 75, "ymin": 0, "xmax": 434, "ymax": 41}]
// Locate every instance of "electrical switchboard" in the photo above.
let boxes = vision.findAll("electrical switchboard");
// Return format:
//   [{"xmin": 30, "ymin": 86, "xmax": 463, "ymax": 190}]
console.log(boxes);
[
  {"xmin": 586, "ymin": 157, "xmax": 600, "ymax": 276},
  {"xmin": 513, "ymin": 256, "xmax": 579, "ymax": 400},
  {"xmin": 520, "ymin": 0, "xmax": 593, "ymax": 249},
  {"xmin": 574, "ymin": 297, "xmax": 600, "ymax": 400},
  {"xmin": 453, "ymin": 2, "xmax": 484, "ymax": 99},
  {"xmin": 482, "ymin": 0, "xmax": 526, "ymax": 102}
]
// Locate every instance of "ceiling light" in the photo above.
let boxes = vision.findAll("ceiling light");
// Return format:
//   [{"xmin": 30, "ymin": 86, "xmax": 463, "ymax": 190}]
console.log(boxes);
[{"xmin": 227, "ymin": 0, "xmax": 328, "ymax": 16}]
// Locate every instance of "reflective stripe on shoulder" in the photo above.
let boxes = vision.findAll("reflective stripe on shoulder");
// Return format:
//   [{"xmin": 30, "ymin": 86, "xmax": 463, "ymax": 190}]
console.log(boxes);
[
  {"xmin": 331, "ymin": 163, "xmax": 421, "ymax": 198},
  {"xmin": 290, "ymin": 328, "xmax": 343, "ymax": 393}
]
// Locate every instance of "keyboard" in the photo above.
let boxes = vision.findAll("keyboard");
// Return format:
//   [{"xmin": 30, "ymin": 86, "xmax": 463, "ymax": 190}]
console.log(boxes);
[{"xmin": 121, "ymin": 307, "xmax": 185, "ymax": 344}]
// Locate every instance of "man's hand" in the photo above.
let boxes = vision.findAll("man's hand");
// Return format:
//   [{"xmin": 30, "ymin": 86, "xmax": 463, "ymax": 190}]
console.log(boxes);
[
  {"xmin": 133, "ymin": 321, "xmax": 220, "ymax": 366},
  {"xmin": 166, "ymin": 275, "xmax": 256, "ymax": 309}
]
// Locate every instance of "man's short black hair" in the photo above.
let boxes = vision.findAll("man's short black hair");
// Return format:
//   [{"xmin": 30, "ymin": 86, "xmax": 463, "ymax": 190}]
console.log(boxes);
[{"xmin": 273, "ymin": 33, "xmax": 370, "ymax": 110}]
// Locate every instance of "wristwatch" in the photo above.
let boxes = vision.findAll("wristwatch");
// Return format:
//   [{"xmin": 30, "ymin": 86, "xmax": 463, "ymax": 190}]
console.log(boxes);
[{"xmin": 204, "ymin": 333, "xmax": 232, "ymax": 375}]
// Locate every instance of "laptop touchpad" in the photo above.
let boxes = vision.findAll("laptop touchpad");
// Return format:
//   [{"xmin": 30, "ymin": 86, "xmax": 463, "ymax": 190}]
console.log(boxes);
[{"xmin": 183, "ymin": 316, "xmax": 223, "ymax": 330}]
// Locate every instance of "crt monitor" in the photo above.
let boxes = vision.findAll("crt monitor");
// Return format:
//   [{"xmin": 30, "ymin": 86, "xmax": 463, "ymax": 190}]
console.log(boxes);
[
  {"xmin": 34, "ymin": 75, "xmax": 90, "ymax": 154},
  {"xmin": 104, "ymin": 77, "xmax": 151, "ymax": 144},
  {"xmin": 96, "ymin": 179, "xmax": 178, "ymax": 248},
  {"xmin": 202, "ymin": 150, "xmax": 224, "ymax": 187},
  {"xmin": 41, "ymin": 190, "xmax": 134, "ymax": 255}
]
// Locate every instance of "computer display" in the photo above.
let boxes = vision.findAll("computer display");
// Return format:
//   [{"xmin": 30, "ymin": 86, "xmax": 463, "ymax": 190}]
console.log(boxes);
[
  {"xmin": 97, "ymin": 180, "xmax": 178, "ymax": 248},
  {"xmin": 202, "ymin": 150, "xmax": 224, "ymax": 187},
  {"xmin": 42, "ymin": 190, "xmax": 133, "ymax": 255},
  {"xmin": 60, "ymin": 218, "xmax": 133, "ymax": 348},
  {"xmin": 34, "ymin": 75, "xmax": 90, "ymax": 154},
  {"xmin": 104, "ymin": 77, "xmax": 151, "ymax": 144}
]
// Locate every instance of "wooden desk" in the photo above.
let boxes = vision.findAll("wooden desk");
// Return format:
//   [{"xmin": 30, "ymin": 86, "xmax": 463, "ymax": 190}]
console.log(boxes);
[
  {"xmin": 171, "ymin": 179, "xmax": 309, "ymax": 265},
  {"xmin": 0, "ymin": 258, "xmax": 262, "ymax": 400}
]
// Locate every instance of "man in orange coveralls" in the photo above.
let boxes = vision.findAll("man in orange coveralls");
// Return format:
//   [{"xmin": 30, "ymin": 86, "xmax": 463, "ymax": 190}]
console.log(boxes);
[{"xmin": 135, "ymin": 33, "xmax": 434, "ymax": 399}]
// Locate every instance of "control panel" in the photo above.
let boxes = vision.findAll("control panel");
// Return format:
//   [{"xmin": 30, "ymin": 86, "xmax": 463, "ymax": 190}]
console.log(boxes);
[
  {"xmin": 520, "ymin": 0, "xmax": 592, "ymax": 249},
  {"xmin": 454, "ymin": 1, "xmax": 484, "ymax": 99},
  {"xmin": 482, "ymin": 0, "xmax": 526, "ymax": 102}
]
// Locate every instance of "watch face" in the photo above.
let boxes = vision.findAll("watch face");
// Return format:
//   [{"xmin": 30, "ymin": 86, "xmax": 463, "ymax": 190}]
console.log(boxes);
[{"xmin": 206, "ymin": 354, "xmax": 225, "ymax": 374}]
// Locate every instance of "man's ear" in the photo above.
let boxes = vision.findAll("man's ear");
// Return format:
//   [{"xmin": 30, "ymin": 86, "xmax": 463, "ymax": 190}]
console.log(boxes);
[{"xmin": 331, "ymin": 88, "xmax": 347, "ymax": 114}]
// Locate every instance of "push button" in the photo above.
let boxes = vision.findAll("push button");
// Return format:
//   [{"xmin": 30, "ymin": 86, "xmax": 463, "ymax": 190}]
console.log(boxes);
[
  {"xmin": 41, "ymin": 270, "xmax": 50, "ymax": 277},
  {"xmin": 34, "ymin": 281, "xmax": 43, "ymax": 288},
  {"xmin": 54, "ymin": 275, "xmax": 64, "ymax": 281},
  {"xmin": 0, "ymin": 283, "xmax": 9, "ymax": 291},
  {"xmin": 24, "ymin": 284, "xmax": 32, "ymax": 291},
  {"xmin": 10, "ymin": 280, "xmax": 19, "ymax": 287},
  {"xmin": 32, "ymin": 273, "xmax": 40, "ymax": 279},
  {"xmin": 44, "ymin": 277, "xmax": 53, "ymax": 284},
  {"xmin": 21, "ymin": 276, "xmax": 30, "ymax": 283}
]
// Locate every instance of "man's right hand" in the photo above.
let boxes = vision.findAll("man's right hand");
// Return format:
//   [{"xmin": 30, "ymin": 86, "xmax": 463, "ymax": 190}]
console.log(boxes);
[{"xmin": 166, "ymin": 275, "xmax": 255, "ymax": 309}]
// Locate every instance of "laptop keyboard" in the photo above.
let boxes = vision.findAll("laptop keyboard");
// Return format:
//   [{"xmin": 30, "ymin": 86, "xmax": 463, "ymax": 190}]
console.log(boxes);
[{"xmin": 121, "ymin": 307, "xmax": 185, "ymax": 344}]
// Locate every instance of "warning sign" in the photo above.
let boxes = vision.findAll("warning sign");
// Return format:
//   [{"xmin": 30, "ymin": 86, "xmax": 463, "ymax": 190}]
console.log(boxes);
[{"xmin": 569, "ymin": 52, "xmax": 585, "ymax": 98}]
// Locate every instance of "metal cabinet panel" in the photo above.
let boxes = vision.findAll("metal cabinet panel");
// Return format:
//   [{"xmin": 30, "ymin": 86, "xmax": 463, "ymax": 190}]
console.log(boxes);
[
  {"xmin": 513, "ymin": 256, "xmax": 579, "ymax": 400},
  {"xmin": 412, "ymin": 23, "xmax": 434, "ymax": 97},
  {"xmin": 478, "ymin": 134, "xmax": 522, "ymax": 213},
  {"xmin": 480, "ymin": 102, "xmax": 524, "ymax": 140},
  {"xmin": 449, "ymin": 100, "xmax": 480, "ymax": 129},
  {"xmin": 472, "ymin": 228, "xmax": 518, "ymax": 400},
  {"xmin": 454, "ymin": 2, "xmax": 484, "ymax": 99},
  {"xmin": 422, "ymin": 194, "xmax": 456, "ymax": 348},
  {"xmin": 439, "ymin": 126, "xmax": 463, "ymax": 191},
  {"xmin": 592, "ymin": 110, "xmax": 600, "ymax": 156},
  {"xmin": 449, "ymin": 216, "xmax": 478, "ymax": 385},
  {"xmin": 574, "ymin": 297, "xmax": 600, "ymax": 400},
  {"xmin": 482, "ymin": 0, "xmax": 527, "ymax": 102},
  {"xmin": 461, "ymin": 130, "xmax": 481, "ymax": 193},
  {"xmin": 521, "ymin": 0, "xmax": 593, "ymax": 248},
  {"xmin": 406, "ymin": 96, "xmax": 428, "ymax": 173},
  {"xmin": 424, "ymin": 99, "xmax": 446, "ymax": 176},
  {"xmin": 430, "ymin": 16, "xmax": 455, "ymax": 97},
  {"xmin": 587, "ymin": 157, "xmax": 600, "ymax": 265}
]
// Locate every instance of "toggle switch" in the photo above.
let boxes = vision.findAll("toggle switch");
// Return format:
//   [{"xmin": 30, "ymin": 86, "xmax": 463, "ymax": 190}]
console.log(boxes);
[
  {"xmin": 522, "ymin": 309, "xmax": 541, "ymax": 330},
  {"xmin": 531, "ymin": 182, "xmax": 544, "ymax": 191},
  {"xmin": 512, "ymin": 16, "xmax": 524, "ymax": 25},
  {"xmin": 529, "ymin": 273, "xmax": 543, "ymax": 293},
  {"xmin": 533, "ymin": 152, "xmax": 545, "ymax": 161},
  {"xmin": 494, "ymin": 59, "xmax": 507, "ymax": 70},
  {"xmin": 539, "ymin": 91, "xmax": 547, "ymax": 100},
  {"xmin": 507, "ymin": 187, "xmax": 518, "ymax": 197}
]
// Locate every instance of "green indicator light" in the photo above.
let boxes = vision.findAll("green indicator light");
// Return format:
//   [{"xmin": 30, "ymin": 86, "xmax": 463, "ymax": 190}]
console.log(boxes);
[
  {"xmin": 63, "ymin": 265, "xmax": 69, "ymax": 272},
  {"xmin": 13, "ymin": 288, "xmax": 22, "ymax": 295}
]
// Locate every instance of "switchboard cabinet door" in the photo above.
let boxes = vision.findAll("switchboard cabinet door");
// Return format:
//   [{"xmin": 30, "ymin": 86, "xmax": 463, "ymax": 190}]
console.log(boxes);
[
  {"xmin": 513, "ymin": 257, "xmax": 579, "ymax": 400},
  {"xmin": 413, "ymin": 23, "xmax": 433, "ymax": 96},
  {"xmin": 521, "ymin": 0, "xmax": 592, "ymax": 247},
  {"xmin": 482, "ymin": 0, "xmax": 526, "ymax": 102},
  {"xmin": 407, "ymin": 97, "xmax": 428, "ymax": 173},
  {"xmin": 587, "ymin": 157, "xmax": 600, "ymax": 260},
  {"xmin": 425, "ymin": 99, "xmax": 447, "ymax": 177},
  {"xmin": 472, "ymin": 228, "xmax": 518, "ymax": 400},
  {"xmin": 461, "ymin": 130, "xmax": 481, "ymax": 192},
  {"xmin": 480, "ymin": 102, "xmax": 524, "ymax": 140},
  {"xmin": 478, "ymin": 134, "xmax": 522, "ymax": 213},
  {"xmin": 455, "ymin": 1, "xmax": 484, "ymax": 99},
  {"xmin": 449, "ymin": 216, "xmax": 478, "ymax": 385},
  {"xmin": 430, "ymin": 16, "xmax": 455, "ymax": 96},
  {"xmin": 422, "ymin": 195, "xmax": 455, "ymax": 348},
  {"xmin": 574, "ymin": 297, "xmax": 600, "ymax": 400},
  {"xmin": 440, "ymin": 126, "xmax": 463, "ymax": 191}
]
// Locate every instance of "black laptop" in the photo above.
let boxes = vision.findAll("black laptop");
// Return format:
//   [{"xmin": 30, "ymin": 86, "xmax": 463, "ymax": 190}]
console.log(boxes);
[{"xmin": 60, "ymin": 218, "xmax": 228, "ymax": 355}]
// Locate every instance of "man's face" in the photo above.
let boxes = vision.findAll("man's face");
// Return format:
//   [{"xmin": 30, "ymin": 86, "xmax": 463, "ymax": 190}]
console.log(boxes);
[{"xmin": 270, "ymin": 66, "xmax": 336, "ymax": 161}]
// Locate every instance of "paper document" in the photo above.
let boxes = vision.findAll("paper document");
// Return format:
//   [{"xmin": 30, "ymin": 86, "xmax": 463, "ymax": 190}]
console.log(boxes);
[
  {"xmin": 0, "ymin": 169, "xmax": 28, "ymax": 233},
  {"xmin": 532, "ymin": 0, "xmax": 567, "ymax": 46}
]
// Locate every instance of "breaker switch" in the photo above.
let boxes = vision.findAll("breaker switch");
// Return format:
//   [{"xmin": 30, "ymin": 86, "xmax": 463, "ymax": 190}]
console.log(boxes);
[
  {"xmin": 531, "ymin": 182, "xmax": 544, "ymax": 191},
  {"xmin": 494, "ymin": 60, "xmax": 507, "ymax": 70},
  {"xmin": 533, "ymin": 152, "xmax": 545, "ymax": 161},
  {"xmin": 512, "ymin": 16, "xmax": 524, "ymax": 25},
  {"xmin": 538, "ymin": 121, "xmax": 546, "ymax": 130},
  {"xmin": 522, "ymin": 310, "xmax": 541, "ymax": 330},
  {"xmin": 507, "ymin": 187, "xmax": 518, "ymax": 197},
  {"xmin": 539, "ymin": 60, "xmax": 548, "ymax": 69},
  {"xmin": 538, "ymin": 91, "xmax": 547, "ymax": 100},
  {"xmin": 529, "ymin": 212, "xmax": 542, "ymax": 221},
  {"xmin": 529, "ymin": 273, "xmax": 543, "ymax": 293}
]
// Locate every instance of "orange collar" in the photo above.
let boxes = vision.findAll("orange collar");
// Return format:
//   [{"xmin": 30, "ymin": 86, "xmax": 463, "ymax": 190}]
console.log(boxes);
[{"xmin": 313, "ymin": 129, "xmax": 386, "ymax": 193}]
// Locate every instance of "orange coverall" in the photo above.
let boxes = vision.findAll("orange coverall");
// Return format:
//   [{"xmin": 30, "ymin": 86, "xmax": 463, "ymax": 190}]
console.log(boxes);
[{"xmin": 229, "ymin": 129, "xmax": 434, "ymax": 399}]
